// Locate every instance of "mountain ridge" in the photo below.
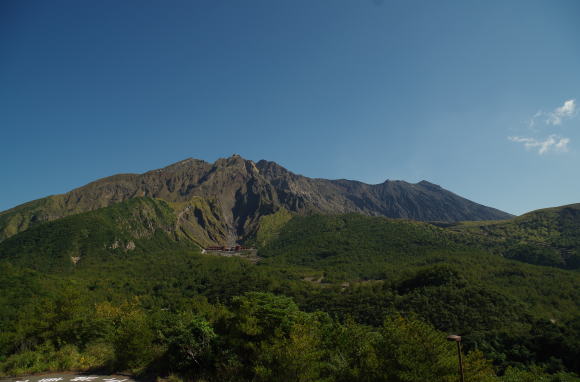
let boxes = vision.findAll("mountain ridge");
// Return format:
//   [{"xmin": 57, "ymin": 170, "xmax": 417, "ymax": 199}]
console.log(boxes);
[{"xmin": 0, "ymin": 155, "xmax": 513, "ymax": 243}]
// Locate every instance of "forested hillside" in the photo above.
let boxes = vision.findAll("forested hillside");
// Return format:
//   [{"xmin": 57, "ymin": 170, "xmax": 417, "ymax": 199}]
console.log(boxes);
[
  {"xmin": 2, "ymin": 199, "xmax": 580, "ymax": 381},
  {"xmin": 449, "ymin": 203, "xmax": 580, "ymax": 269}
]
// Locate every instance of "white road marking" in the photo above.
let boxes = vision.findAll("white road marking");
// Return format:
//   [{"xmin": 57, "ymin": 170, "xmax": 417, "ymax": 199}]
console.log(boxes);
[{"xmin": 7, "ymin": 376, "xmax": 135, "ymax": 382}]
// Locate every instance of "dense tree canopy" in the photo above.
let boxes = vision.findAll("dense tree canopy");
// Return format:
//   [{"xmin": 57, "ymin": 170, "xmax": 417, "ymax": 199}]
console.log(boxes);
[{"xmin": 2, "ymin": 207, "xmax": 580, "ymax": 381}]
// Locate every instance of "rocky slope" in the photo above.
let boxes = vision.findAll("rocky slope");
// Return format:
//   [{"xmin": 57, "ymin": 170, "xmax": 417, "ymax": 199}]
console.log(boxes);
[{"xmin": 0, "ymin": 155, "xmax": 512, "ymax": 243}]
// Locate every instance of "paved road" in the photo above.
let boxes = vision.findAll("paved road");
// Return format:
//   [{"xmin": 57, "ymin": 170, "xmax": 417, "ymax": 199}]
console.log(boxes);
[{"xmin": 0, "ymin": 374, "xmax": 137, "ymax": 382}]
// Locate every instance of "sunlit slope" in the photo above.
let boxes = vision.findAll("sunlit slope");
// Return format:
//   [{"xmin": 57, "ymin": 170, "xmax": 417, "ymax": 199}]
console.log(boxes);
[
  {"xmin": 448, "ymin": 203, "xmax": 580, "ymax": 269},
  {"xmin": 0, "ymin": 197, "xmax": 231, "ymax": 272}
]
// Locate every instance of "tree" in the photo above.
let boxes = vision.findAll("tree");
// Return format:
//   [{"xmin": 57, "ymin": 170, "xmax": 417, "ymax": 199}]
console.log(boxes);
[
  {"xmin": 165, "ymin": 313, "xmax": 216, "ymax": 373},
  {"xmin": 113, "ymin": 307, "xmax": 155, "ymax": 372},
  {"xmin": 377, "ymin": 315, "xmax": 495, "ymax": 382}
]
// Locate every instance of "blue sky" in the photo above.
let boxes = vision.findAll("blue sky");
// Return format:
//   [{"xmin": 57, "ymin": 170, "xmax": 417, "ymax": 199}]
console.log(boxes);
[{"xmin": 1, "ymin": 0, "xmax": 579, "ymax": 215}]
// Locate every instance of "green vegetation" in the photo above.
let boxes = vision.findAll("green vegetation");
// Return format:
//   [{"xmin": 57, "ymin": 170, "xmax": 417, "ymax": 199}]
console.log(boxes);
[
  {"xmin": 450, "ymin": 204, "xmax": 580, "ymax": 269},
  {"xmin": 2, "ymin": 200, "xmax": 580, "ymax": 380},
  {"xmin": 255, "ymin": 208, "xmax": 294, "ymax": 247},
  {"xmin": 0, "ymin": 196, "xmax": 62, "ymax": 241},
  {"xmin": 166, "ymin": 197, "xmax": 231, "ymax": 248},
  {"xmin": 0, "ymin": 197, "xmax": 199, "ymax": 273}
]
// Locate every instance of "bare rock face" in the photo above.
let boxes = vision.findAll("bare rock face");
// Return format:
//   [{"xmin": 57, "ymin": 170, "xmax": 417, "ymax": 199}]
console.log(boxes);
[{"xmin": 0, "ymin": 155, "xmax": 512, "ymax": 242}]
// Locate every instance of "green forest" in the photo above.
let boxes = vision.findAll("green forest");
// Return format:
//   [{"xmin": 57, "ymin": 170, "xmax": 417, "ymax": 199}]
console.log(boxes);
[{"xmin": 2, "ymin": 199, "xmax": 580, "ymax": 381}]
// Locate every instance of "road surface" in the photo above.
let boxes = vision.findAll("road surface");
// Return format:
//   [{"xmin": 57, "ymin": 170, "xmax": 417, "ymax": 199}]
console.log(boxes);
[{"xmin": 0, "ymin": 374, "xmax": 138, "ymax": 382}]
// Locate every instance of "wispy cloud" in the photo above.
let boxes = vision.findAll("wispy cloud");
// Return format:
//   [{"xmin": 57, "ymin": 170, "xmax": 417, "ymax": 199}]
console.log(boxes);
[
  {"xmin": 509, "ymin": 135, "xmax": 570, "ymax": 155},
  {"xmin": 528, "ymin": 110, "xmax": 543, "ymax": 129},
  {"xmin": 529, "ymin": 99, "xmax": 577, "ymax": 128},
  {"xmin": 511, "ymin": 99, "xmax": 575, "ymax": 155}
]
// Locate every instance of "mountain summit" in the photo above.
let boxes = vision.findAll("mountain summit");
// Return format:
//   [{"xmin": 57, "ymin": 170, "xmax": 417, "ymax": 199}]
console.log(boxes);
[{"xmin": 0, "ymin": 155, "xmax": 512, "ymax": 243}]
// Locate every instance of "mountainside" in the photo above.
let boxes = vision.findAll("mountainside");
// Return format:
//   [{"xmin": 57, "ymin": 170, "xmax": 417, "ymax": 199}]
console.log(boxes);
[
  {"xmin": 448, "ymin": 203, "xmax": 580, "ymax": 269},
  {"xmin": 0, "ymin": 155, "xmax": 512, "ymax": 243},
  {"xmin": 0, "ymin": 198, "xmax": 207, "ymax": 272},
  {"xmin": 0, "ymin": 180, "xmax": 579, "ymax": 378},
  {"xmin": 3, "ymin": 202, "xmax": 580, "ymax": 379}
]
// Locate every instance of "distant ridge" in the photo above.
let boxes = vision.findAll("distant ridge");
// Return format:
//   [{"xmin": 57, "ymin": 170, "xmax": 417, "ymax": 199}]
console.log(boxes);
[{"xmin": 0, "ymin": 155, "xmax": 512, "ymax": 243}]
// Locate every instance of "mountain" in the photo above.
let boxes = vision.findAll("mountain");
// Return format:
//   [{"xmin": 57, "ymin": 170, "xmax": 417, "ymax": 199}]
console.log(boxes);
[{"xmin": 0, "ymin": 155, "xmax": 512, "ymax": 244}]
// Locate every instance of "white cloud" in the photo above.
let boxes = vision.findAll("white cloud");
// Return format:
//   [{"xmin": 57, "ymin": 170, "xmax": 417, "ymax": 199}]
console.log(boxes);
[
  {"xmin": 509, "ymin": 135, "xmax": 570, "ymax": 155},
  {"xmin": 512, "ymin": 99, "xmax": 575, "ymax": 155},
  {"xmin": 528, "ymin": 99, "xmax": 577, "ymax": 128},
  {"xmin": 547, "ymin": 99, "xmax": 576, "ymax": 125}
]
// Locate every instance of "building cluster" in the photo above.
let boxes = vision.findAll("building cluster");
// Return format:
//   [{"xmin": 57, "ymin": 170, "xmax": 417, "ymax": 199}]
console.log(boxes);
[{"xmin": 205, "ymin": 245, "xmax": 254, "ymax": 252}]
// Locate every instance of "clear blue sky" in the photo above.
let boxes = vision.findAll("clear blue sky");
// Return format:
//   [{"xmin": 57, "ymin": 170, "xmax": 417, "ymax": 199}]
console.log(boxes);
[{"xmin": 1, "ymin": 0, "xmax": 579, "ymax": 215}]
